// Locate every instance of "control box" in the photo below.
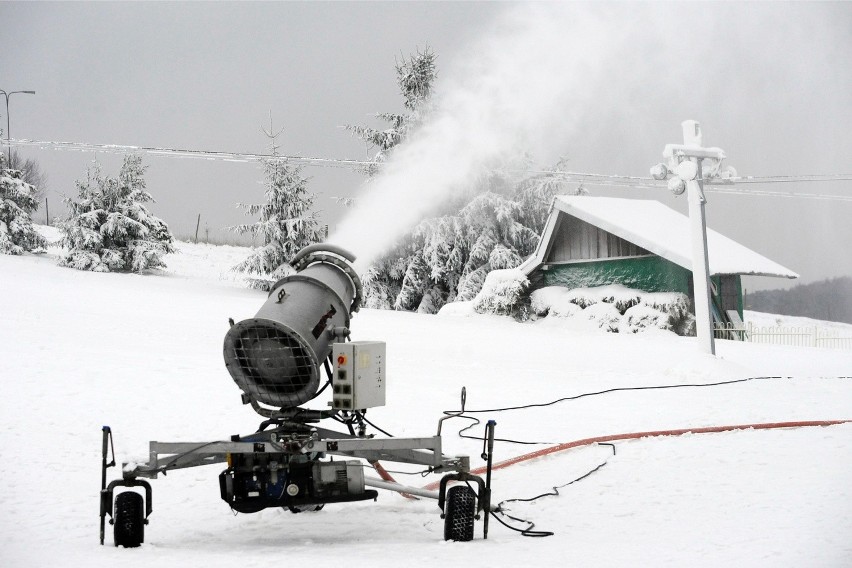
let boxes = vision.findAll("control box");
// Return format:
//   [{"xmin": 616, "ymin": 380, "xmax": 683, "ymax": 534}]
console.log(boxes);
[{"xmin": 331, "ymin": 341, "xmax": 386, "ymax": 410}]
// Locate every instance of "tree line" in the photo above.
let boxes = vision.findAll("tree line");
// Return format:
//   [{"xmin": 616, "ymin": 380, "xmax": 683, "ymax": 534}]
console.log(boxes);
[{"xmin": 746, "ymin": 277, "xmax": 852, "ymax": 325}]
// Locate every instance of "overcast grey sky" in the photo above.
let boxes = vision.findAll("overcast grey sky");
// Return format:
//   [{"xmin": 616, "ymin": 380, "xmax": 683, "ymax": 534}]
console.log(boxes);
[{"xmin": 1, "ymin": 1, "xmax": 850, "ymax": 292}]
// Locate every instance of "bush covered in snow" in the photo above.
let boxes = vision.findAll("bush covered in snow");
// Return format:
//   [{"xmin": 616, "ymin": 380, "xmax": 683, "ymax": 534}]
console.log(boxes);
[
  {"xmin": 620, "ymin": 305, "xmax": 673, "ymax": 333},
  {"xmin": 530, "ymin": 286, "xmax": 581, "ymax": 317},
  {"xmin": 58, "ymin": 156, "xmax": 175, "ymax": 272},
  {"xmin": 582, "ymin": 302, "xmax": 622, "ymax": 332},
  {"xmin": 529, "ymin": 284, "xmax": 694, "ymax": 335},
  {"xmin": 641, "ymin": 291, "xmax": 690, "ymax": 321},
  {"xmin": 0, "ymin": 161, "xmax": 46, "ymax": 256},
  {"xmin": 471, "ymin": 268, "xmax": 529, "ymax": 316}
]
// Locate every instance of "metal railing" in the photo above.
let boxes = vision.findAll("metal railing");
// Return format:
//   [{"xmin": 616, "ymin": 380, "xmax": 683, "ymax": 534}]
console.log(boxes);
[{"xmin": 713, "ymin": 322, "xmax": 852, "ymax": 350}]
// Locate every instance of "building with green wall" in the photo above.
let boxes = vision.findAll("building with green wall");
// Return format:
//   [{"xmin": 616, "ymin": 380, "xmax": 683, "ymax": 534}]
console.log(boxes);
[{"xmin": 519, "ymin": 197, "xmax": 798, "ymax": 325}]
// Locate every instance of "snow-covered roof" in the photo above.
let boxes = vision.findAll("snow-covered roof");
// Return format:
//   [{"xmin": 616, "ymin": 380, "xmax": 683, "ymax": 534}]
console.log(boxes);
[{"xmin": 520, "ymin": 196, "xmax": 798, "ymax": 279}]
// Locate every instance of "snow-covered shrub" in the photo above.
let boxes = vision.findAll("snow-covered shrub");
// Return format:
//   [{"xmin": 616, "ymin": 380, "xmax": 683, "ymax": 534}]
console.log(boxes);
[
  {"xmin": 597, "ymin": 284, "xmax": 642, "ymax": 314},
  {"xmin": 566, "ymin": 287, "xmax": 599, "ymax": 309},
  {"xmin": 472, "ymin": 269, "xmax": 529, "ymax": 316},
  {"xmin": 230, "ymin": 136, "xmax": 322, "ymax": 291},
  {"xmin": 641, "ymin": 292, "xmax": 691, "ymax": 321},
  {"xmin": 675, "ymin": 313, "xmax": 697, "ymax": 336},
  {"xmin": 530, "ymin": 286, "xmax": 567, "ymax": 316},
  {"xmin": 581, "ymin": 302, "xmax": 622, "ymax": 332},
  {"xmin": 551, "ymin": 300, "xmax": 583, "ymax": 318},
  {"xmin": 0, "ymin": 164, "xmax": 46, "ymax": 255},
  {"xmin": 437, "ymin": 300, "xmax": 476, "ymax": 317},
  {"xmin": 620, "ymin": 305, "xmax": 674, "ymax": 333},
  {"xmin": 58, "ymin": 156, "xmax": 175, "ymax": 272},
  {"xmin": 641, "ymin": 292, "xmax": 693, "ymax": 335},
  {"xmin": 530, "ymin": 284, "xmax": 697, "ymax": 336},
  {"xmin": 530, "ymin": 286, "xmax": 582, "ymax": 317}
]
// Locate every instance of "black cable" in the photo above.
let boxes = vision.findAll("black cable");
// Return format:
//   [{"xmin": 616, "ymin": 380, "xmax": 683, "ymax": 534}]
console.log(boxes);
[
  {"xmin": 500, "ymin": 443, "xmax": 616, "ymax": 505},
  {"xmin": 158, "ymin": 441, "xmax": 225, "ymax": 474},
  {"xmin": 364, "ymin": 463, "xmax": 433, "ymax": 476},
  {"xmin": 312, "ymin": 377, "xmax": 332, "ymax": 400},
  {"xmin": 443, "ymin": 376, "xmax": 809, "ymax": 445},
  {"xmin": 487, "ymin": 443, "xmax": 617, "ymax": 538},
  {"xmin": 460, "ymin": 376, "xmax": 785, "ymax": 414},
  {"xmin": 357, "ymin": 412, "xmax": 395, "ymax": 437},
  {"xmin": 489, "ymin": 509, "xmax": 554, "ymax": 537}
]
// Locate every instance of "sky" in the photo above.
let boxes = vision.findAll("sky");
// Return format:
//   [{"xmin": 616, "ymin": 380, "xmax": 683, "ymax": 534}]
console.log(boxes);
[{"xmin": 1, "ymin": 1, "xmax": 851, "ymax": 292}]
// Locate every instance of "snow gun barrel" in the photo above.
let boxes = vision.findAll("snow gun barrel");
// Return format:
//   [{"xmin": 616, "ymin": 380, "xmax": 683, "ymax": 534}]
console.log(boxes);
[{"xmin": 223, "ymin": 245, "xmax": 363, "ymax": 409}]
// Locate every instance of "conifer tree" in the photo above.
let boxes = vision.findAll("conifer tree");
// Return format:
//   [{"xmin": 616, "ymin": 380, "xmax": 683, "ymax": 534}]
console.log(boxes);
[
  {"xmin": 346, "ymin": 47, "xmax": 437, "ymax": 177},
  {"xmin": 0, "ymin": 154, "xmax": 47, "ymax": 255},
  {"xmin": 230, "ymin": 125, "xmax": 323, "ymax": 291},
  {"xmin": 58, "ymin": 155, "xmax": 175, "ymax": 272}
]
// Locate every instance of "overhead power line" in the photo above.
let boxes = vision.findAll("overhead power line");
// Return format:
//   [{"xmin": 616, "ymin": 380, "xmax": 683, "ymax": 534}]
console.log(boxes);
[
  {"xmin": 3, "ymin": 138, "xmax": 370, "ymax": 169},
  {"xmin": 4, "ymin": 137, "xmax": 851, "ymax": 202}
]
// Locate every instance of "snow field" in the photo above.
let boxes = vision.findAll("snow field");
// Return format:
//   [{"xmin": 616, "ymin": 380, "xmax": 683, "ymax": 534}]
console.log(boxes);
[{"xmin": 0, "ymin": 239, "xmax": 850, "ymax": 567}]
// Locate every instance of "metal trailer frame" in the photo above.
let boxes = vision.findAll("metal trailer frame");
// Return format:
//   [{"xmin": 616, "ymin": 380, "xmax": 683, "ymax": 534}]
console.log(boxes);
[{"xmin": 100, "ymin": 412, "xmax": 496, "ymax": 546}]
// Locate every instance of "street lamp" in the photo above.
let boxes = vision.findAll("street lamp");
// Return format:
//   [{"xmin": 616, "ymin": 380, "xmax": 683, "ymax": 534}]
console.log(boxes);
[{"xmin": 0, "ymin": 89, "xmax": 36, "ymax": 166}]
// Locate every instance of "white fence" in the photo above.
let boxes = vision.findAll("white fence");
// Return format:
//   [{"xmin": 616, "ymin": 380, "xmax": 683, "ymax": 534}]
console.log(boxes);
[{"xmin": 714, "ymin": 322, "xmax": 852, "ymax": 350}]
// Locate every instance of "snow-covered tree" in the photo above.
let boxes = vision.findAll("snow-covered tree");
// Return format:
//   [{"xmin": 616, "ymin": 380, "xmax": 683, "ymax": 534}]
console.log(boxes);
[
  {"xmin": 344, "ymin": 50, "xmax": 583, "ymax": 313},
  {"xmin": 230, "ymin": 128, "xmax": 323, "ymax": 290},
  {"xmin": 346, "ymin": 47, "xmax": 437, "ymax": 177},
  {"xmin": 58, "ymin": 155, "xmax": 175, "ymax": 272},
  {"xmin": 5, "ymin": 150, "xmax": 48, "ymax": 203},
  {"xmin": 513, "ymin": 156, "xmax": 587, "ymax": 235},
  {"xmin": 0, "ymin": 154, "xmax": 46, "ymax": 255},
  {"xmin": 359, "ymin": 155, "xmax": 564, "ymax": 313}
]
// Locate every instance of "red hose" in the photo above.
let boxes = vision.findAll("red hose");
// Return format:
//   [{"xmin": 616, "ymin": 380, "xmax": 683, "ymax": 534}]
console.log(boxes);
[
  {"xmin": 422, "ymin": 420, "xmax": 851, "ymax": 491},
  {"xmin": 370, "ymin": 460, "xmax": 419, "ymax": 500}
]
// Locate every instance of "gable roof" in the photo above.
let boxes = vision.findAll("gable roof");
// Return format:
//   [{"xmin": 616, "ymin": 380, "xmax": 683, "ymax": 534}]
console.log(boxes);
[{"xmin": 520, "ymin": 196, "xmax": 798, "ymax": 279}]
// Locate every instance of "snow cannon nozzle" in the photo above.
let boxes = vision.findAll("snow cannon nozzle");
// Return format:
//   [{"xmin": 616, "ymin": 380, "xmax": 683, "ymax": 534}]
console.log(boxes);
[{"xmin": 223, "ymin": 245, "xmax": 363, "ymax": 412}]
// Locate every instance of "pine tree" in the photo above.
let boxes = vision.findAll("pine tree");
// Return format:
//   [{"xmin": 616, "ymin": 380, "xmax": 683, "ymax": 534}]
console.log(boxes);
[
  {"xmin": 0, "ymin": 154, "xmax": 47, "ymax": 255},
  {"xmin": 58, "ymin": 155, "xmax": 175, "ymax": 272},
  {"xmin": 359, "ymin": 160, "xmax": 547, "ymax": 312},
  {"xmin": 346, "ymin": 47, "xmax": 437, "ymax": 177},
  {"xmin": 230, "ymin": 126, "xmax": 323, "ymax": 291}
]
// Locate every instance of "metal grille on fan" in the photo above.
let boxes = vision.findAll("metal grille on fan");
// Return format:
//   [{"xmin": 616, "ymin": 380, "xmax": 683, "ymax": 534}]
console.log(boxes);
[{"xmin": 231, "ymin": 324, "xmax": 315, "ymax": 395}]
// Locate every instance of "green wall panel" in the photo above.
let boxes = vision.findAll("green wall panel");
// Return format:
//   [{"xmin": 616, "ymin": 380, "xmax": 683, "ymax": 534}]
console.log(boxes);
[{"xmin": 538, "ymin": 256, "xmax": 692, "ymax": 295}]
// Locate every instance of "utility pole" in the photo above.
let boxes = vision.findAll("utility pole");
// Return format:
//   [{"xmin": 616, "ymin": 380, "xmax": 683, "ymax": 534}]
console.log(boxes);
[{"xmin": 651, "ymin": 120, "xmax": 730, "ymax": 355}]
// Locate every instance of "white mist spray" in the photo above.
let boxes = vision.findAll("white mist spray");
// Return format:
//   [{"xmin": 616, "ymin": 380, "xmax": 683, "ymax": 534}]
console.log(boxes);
[
  {"xmin": 328, "ymin": 3, "xmax": 847, "ymax": 271},
  {"xmin": 329, "ymin": 5, "xmax": 631, "ymax": 268}
]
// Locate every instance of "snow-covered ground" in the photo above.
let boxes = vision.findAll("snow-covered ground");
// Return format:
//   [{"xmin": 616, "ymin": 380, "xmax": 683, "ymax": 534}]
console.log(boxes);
[{"xmin": 1, "ymin": 235, "xmax": 850, "ymax": 567}]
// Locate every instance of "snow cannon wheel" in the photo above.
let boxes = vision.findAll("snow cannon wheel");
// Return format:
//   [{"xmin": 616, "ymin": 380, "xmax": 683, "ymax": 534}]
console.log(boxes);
[
  {"xmin": 443, "ymin": 485, "xmax": 476, "ymax": 542},
  {"xmin": 114, "ymin": 491, "xmax": 145, "ymax": 548},
  {"xmin": 287, "ymin": 504, "xmax": 325, "ymax": 514}
]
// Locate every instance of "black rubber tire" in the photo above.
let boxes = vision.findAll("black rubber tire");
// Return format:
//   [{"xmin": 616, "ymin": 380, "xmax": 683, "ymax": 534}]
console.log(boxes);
[
  {"xmin": 443, "ymin": 485, "xmax": 476, "ymax": 542},
  {"xmin": 114, "ymin": 491, "xmax": 145, "ymax": 548},
  {"xmin": 287, "ymin": 504, "xmax": 325, "ymax": 514}
]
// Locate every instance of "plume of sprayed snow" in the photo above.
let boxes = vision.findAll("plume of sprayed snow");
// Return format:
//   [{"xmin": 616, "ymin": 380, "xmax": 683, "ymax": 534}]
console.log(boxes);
[
  {"xmin": 330, "ymin": 4, "xmax": 630, "ymax": 268},
  {"xmin": 328, "ymin": 3, "xmax": 849, "ymax": 270}
]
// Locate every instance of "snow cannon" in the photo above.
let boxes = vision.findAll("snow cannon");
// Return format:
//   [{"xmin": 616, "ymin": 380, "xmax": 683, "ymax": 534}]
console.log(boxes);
[
  {"xmin": 101, "ymin": 244, "xmax": 496, "ymax": 549},
  {"xmin": 223, "ymin": 244, "xmax": 363, "ymax": 410}
]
